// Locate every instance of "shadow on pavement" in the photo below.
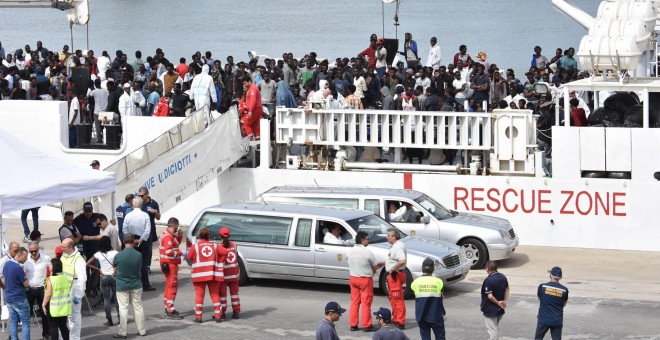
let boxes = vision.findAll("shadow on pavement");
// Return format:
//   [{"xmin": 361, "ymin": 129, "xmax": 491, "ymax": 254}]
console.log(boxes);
[{"xmin": 496, "ymin": 252, "xmax": 529, "ymax": 269}]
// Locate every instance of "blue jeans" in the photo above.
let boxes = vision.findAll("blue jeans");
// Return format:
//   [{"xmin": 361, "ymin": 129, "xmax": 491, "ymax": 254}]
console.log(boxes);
[
  {"xmin": 7, "ymin": 298, "xmax": 30, "ymax": 340},
  {"xmin": 100, "ymin": 274, "xmax": 119, "ymax": 321},
  {"xmin": 418, "ymin": 319, "xmax": 446, "ymax": 340},
  {"xmin": 68, "ymin": 125, "xmax": 77, "ymax": 148},
  {"xmin": 20, "ymin": 207, "xmax": 39, "ymax": 236}
]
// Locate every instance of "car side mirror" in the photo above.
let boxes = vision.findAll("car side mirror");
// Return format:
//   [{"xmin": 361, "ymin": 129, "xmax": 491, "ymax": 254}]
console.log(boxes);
[{"xmin": 421, "ymin": 215, "xmax": 431, "ymax": 224}]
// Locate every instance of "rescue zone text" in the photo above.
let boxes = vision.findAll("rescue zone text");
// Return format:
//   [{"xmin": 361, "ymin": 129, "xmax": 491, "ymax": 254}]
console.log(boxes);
[{"xmin": 454, "ymin": 187, "xmax": 626, "ymax": 216}]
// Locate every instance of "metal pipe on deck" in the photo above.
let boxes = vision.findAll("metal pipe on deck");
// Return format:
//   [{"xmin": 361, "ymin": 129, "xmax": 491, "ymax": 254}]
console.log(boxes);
[
  {"xmin": 550, "ymin": 0, "xmax": 595, "ymax": 30},
  {"xmin": 345, "ymin": 162, "xmax": 461, "ymax": 173}
]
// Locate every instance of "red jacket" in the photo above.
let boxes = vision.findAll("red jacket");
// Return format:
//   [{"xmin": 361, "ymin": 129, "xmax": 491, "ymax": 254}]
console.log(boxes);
[
  {"xmin": 219, "ymin": 241, "xmax": 239, "ymax": 282},
  {"xmin": 244, "ymin": 83, "xmax": 263, "ymax": 117},
  {"xmin": 159, "ymin": 229, "xmax": 182, "ymax": 265},
  {"xmin": 358, "ymin": 45, "xmax": 377, "ymax": 68},
  {"xmin": 153, "ymin": 97, "xmax": 170, "ymax": 117}
]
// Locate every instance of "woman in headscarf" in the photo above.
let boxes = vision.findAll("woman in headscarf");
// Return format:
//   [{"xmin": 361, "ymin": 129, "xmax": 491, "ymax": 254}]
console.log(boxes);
[
  {"xmin": 275, "ymin": 80, "xmax": 296, "ymax": 108},
  {"xmin": 13, "ymin": 49, "xmax": 26, "ymax": 70},
  {"xmin": 35, "ymin": 66, "xmax": 50, "ymax": 95}
]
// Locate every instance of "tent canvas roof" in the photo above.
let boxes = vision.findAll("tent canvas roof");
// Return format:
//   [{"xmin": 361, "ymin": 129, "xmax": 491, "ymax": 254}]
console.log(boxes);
[{"xmin": 0, "ymin": 127, "xmax": 115, "ymax": 213}]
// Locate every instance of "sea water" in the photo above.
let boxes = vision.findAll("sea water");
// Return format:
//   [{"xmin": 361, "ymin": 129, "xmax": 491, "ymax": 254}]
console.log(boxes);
[{"xmin": 0, "ymin": 0, "xmax": 600, "ymax": 75}]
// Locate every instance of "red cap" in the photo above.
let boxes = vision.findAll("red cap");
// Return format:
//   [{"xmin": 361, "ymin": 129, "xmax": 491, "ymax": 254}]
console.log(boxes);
[
  {"xmin": 55, "ymin": 246, "xmax": 63, "ymax": 254},
  {"xmin": 219, "ymin": 227, "xmax": 231, "ymax": 238}
]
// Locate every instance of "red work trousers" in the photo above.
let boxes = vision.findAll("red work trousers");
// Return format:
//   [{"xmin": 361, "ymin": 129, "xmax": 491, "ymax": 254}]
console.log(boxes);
[
  {"xmin": 163, "ymin": 264, "xmax": 179, "ymax": 313},
  {"xmin": 241, "ymin": 114, "xmax": 261, "ymax": 140},
  {"xmin": 387, "ymin": 270, "xmax": 407, "ymax": 325},
  {"xmin": 349, "ymin": 276, "xmax": 374, "ymax": 328},
  {"xmin": 219, "ymin": 281, "xmax": 241, "ymax": 313},
  {"xmin": 193, "ymin": 281, "xmax": 221, "ymax": 320}
]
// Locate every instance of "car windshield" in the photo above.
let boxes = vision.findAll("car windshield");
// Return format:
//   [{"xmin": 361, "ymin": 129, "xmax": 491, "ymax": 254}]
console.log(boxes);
[
  {"xmin": 346, "ymin": 214, "xmax": 396, "ymax": 244},
  {"xmin": 415, "ymin": 195, "xmax": 454, "ymax": 220}
]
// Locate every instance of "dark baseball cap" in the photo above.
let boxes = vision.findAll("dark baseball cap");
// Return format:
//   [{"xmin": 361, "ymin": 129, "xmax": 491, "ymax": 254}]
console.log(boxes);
[
  {"xmin": 90, "ymin": 160, "xmax": 100, "ymax": 167},
  {"xmin": 324, "ymin": 301, "xmax": 346, "ymax": 314},
  {"xmin": 549, "ymin": 266, "xmax": 562, "ymax": 278},
  {"xmin": 83, "ymin": 202, "xmax": 93, "ymax": 212},
  {"xmin": 373, "ymin": 307, "xmax": 392, "ymax": 322}
]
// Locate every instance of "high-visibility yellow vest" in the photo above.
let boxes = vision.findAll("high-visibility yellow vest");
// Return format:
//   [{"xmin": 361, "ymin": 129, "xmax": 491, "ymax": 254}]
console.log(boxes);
[
  {"xmin": 61, "ymin": 252, "xmax": 83, "ymax": 284},
  {"xmin": 48, "ymin": 275, "xmax": 72, "ymax": 317}
]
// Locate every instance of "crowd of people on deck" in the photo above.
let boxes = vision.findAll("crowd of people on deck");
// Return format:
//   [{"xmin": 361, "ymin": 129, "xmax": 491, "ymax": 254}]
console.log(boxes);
[{"xmin": 0, "ymin": 35, "xmax": 592, "ymax": 145}]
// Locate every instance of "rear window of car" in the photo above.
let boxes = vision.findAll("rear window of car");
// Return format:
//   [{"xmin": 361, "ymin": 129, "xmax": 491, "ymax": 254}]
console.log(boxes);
[
  {"xmin": 263, "ymin": 196, "xmax": 359, "ymax": 209},
  {"xmin": 193, "ymin": 211, "xmax": 293, "ymax": 245}
]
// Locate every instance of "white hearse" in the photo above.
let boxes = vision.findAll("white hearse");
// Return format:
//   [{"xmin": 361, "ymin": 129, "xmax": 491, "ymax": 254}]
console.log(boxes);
[
  {"xmin": 258, "ymin": 187, "xmax": 519, "ymax": 269},
  {"xmin": 185, "ymin": 201, "xmax": 472, "ymax": 298}
]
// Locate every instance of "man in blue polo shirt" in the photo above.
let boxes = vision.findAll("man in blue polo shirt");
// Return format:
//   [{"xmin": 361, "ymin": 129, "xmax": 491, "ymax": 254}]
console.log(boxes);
[
  {"xmin": 115, "ymin": 193, "xmax": 134, "ymax": 243},
  {"xmin": 480, "ymin": 260, "xmax": 509, "ymax": 340},
  {"xmin": 535, "ymin": 266, "xmax": 569, "ymax": 340},
  {"xmin": 3, "ymin": 247, "xmax": 30, "ymax": 340}
]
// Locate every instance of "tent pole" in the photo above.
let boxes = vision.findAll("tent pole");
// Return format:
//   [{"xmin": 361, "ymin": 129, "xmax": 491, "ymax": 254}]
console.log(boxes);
[{"xmin": 0, "ymin": 213, "xmax": 4, "ymax": 332}]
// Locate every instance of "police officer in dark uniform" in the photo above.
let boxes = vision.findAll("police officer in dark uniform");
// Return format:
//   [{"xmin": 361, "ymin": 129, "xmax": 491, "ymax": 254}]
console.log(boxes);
[
  {"xmin": 480, "ymin": 260, "xmax": 509, "ymax": 340},
  {"xmin": 73, "ymin": 202, "xmax": 100, "ymax": 296},
  {"xmin": 535, "ymin": 266, "xmax": 569, "ymax": 340}
]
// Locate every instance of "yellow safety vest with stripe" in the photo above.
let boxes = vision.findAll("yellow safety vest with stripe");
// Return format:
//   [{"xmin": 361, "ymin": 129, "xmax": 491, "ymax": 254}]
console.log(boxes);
[
  {"xmin": 48, "ymin": 275, "xmax": 73, "ymax": 317},
  {"xmin": 410, "ymin": 275, "xmax": 446, "ymax": 322},
  {"xmin": 61, "ymin": 252, "xmax": 84, "ymax": 284}
]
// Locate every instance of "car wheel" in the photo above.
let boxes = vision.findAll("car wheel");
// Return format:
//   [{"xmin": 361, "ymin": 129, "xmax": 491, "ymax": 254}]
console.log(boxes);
[
  {"xmin": 238, "ymin": 258, "xmax": 250, "ymax": 286},
  {"xmin": 460, "ymin": 238, "xmax": 488, "ymax": 269},
  {"xmin": 379, "ymin": 269, "xmax": 414, "ymax": 299}
]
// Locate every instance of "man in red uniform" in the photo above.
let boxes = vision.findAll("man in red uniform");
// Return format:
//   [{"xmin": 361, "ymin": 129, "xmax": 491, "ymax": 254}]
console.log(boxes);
[
  {"xmin": 218, "ymin": 227, "xmax": 241, "ymax": 319},
  {"xmin": 186, "ymin": 228, "xmax": 228, "ymax": 323},
  {"xmin": 159, "ymin": 217, "xmax": 183, "ymax": 319},
  {"xmin": 386, "ymin": 227, "xmax": 408, "ymax": 329},
  {"xmin": 241, "ymin": 77, "xmax": 263, "ymax": 140}
]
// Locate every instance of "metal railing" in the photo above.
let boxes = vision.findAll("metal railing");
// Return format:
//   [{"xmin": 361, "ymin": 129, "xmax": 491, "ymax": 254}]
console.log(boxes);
[{"xmin": 275, "ymin": 108, "xmax": 492, "ymax": 151}]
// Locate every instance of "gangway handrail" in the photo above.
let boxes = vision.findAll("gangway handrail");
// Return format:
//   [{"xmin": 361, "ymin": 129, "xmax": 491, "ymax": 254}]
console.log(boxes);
[{"xmin": 106, "ymin": 105, "xmax": 215, "ymax": 184}]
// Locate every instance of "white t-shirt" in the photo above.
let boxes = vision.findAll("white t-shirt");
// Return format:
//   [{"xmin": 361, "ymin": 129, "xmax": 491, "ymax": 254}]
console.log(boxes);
[
  {"xmin": 69, "ymin": 97, "xmax": 81, "ymax": 125},
  {"xmin": 94, "ymin": 250, "xmax": 118, "ymax": 275},
  {"xmin": 453, "ymin": 78, "xmax": 467, "ymax": 99},
  {"xmin": 324, "ymin": 232, "xmax": 347, "ymax": 245},
  {"xmin": 385, "ymin": 240, "xmax": 407, "ymax": 271},
  {"xmin": 375, "ymin": 47, "xmax": 388, "ymax": 68}
]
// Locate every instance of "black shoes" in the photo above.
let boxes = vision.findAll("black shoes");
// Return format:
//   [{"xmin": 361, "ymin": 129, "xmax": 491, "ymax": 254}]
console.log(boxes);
[
  {"xmin": 363, "ymin": 326, "xmax": 377, "ymax": 332},
  {"xmin": 221, "ymin": 313, "xmax": 227, "ymax": 320},
  {"xmin": 163, "ymin": 311, "xmax": 183, "ymax": 320},
  {"xmin": 193, "ymin": 318, "xmax": 203, "ymax": 324},
  {"xmin": 212, "ymin": 316, "xmax": 222, "ymax": 323},
  {"xmin": 350, "ymin": 326, "xmax": 359, "ymax": 331},
  {"xmin": 112, "ymin": 334, "xmax": 127, "ymax": 339},
  {"xmin": 143, "ymin": 286, "xmax": 157, "ymax": 291},
  {"xmin": 394, "ymin": 323, "xmax": 406, "ymax": 330},
  {"xmin": 232, "ymin": 312, "xmax": 240, "ymax": 319}
]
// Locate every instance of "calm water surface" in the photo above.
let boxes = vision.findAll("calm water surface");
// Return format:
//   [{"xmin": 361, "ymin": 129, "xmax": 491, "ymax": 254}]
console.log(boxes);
[{"xmin": 0, "ymin": 0, "xmax": 600, "ymax": 75}]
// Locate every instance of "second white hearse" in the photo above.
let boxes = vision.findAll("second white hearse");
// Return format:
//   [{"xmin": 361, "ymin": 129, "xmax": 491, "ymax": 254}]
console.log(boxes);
[
  {"xmin": 186, "ymin": 201, "xmax": 472, "ymax": 298},
  {"xmin": 258, "ymin": 187, "xmax": 519, "ymax": 269}
]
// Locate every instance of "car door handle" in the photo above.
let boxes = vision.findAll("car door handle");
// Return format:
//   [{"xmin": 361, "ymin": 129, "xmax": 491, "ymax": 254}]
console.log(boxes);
[{"xmin": 316, "ymin": 247, "xmax": 326, "ymax": 252}]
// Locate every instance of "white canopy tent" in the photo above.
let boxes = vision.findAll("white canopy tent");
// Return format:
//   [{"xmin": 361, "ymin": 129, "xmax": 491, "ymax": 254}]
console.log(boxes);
[
  {"xmin": 0, "ymin": 126, "xmax": 116, "ymax": 251},
  {"xmin": 0, "ymin": 127, "xmax": 115, "ymax": 328}
]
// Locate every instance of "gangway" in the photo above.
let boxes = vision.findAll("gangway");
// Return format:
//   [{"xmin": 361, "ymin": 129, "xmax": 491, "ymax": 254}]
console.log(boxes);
[{"xmin": 65, "ymin": 106, "xmax": 248, "ymax": 216}]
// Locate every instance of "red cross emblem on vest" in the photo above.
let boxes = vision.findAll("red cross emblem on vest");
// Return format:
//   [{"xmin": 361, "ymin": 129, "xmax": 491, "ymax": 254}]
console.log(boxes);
[{"xmin": 201, "ymin": 245, "xmax": 213, "ymax": 257}]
